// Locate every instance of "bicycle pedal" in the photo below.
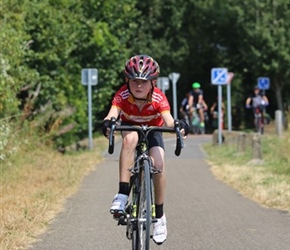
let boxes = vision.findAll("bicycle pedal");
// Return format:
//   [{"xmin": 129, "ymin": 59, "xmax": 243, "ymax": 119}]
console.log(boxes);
[
  {"xmin": 117, "ymin": 215, "xmax": 127, "ymax": 226},
  {"xmin": 112, "ymin": 211, "xmax": 126, "ymax": 220}
]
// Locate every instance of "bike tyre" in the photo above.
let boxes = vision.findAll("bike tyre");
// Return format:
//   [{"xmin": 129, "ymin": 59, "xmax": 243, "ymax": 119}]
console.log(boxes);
[
  {"xmin": 254, "ymin": 116, "xmax": 260, "ymax": 133},
  {"xmin": 255, "ymin": 116, "xmax": 264, "ymax": 134},
  {"xmin": 137, "ymin": 160, "xmax": 151, "ymax": 250},
  {"xmin": 130, "ymin": 176, "xmax": 139, "ymax": 249},
  {"xmin": 143, "ymin": 160, "xmax": 152, "ymax": 250}
]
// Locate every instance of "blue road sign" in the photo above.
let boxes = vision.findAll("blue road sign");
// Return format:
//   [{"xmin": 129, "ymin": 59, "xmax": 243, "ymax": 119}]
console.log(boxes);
[
  {"xmin": 257, "ymin": 77, "xmax": 270, "ymax": 90},
  {"xmin": 211, "ymin": 68, "xmax": 228, "ymax": 85}
]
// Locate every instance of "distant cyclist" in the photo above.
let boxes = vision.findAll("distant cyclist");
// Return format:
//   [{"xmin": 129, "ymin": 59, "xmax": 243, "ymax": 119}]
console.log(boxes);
[
  {"xmin": 245, "ymin": 85, "xmax": 269, "ymax": 110},
  {"xmin": 245, "ymin": 86, "xmax": 269, "ymax": 127},
  {"xmin": 188, "ymin": 82, "xmax": 208, "ymax": 130}
]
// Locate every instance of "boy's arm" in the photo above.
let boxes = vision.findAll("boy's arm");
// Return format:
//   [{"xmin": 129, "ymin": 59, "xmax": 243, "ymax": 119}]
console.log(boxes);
[
  {"xmin": 103, "ymin": 106, "xmax": 120, "ymax": 121},
  {"xmin": 162, "ymin": 112, "xmax": 175, "ymax": 127}
]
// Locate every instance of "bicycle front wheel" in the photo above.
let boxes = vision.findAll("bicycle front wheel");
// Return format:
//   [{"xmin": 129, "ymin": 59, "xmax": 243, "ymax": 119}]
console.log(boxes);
[{"xmin": 137, "ymin": 160, "xmax": 152, "ymax": 250}]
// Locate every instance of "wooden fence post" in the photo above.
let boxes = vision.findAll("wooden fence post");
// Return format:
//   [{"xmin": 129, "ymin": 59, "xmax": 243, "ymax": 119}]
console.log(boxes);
[
  {"xmin": 237, "ymin": 132, "xmax": 246, "ymax": 153},
  {"xmin": 252, "ymin": 133, "xmax": 262, "ymax": 160}
]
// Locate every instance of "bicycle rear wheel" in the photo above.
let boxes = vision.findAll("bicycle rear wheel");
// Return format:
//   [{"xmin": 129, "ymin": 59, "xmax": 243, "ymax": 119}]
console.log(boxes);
[
  {"xmin": 137, "ymin": 160, "xmax": 152, "ymax": 250},
  {"xmin": 255, "ymin": 116, "xmax": 264, "ymax": 134}
]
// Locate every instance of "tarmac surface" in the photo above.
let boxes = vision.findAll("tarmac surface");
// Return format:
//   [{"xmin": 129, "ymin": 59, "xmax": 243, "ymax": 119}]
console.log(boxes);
[{"xmin": 30, "ymin": 134, "xmax": 290, "ymax": 250}]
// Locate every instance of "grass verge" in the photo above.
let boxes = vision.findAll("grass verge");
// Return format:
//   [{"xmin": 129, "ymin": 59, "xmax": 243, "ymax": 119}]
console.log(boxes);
[
  {"xmin": 203, "ymin": 130, "xmax": 290, "ymax": 212},
  {"xmin": 0, "ymin": 133, "xmax": 107, "ymax": 250}
]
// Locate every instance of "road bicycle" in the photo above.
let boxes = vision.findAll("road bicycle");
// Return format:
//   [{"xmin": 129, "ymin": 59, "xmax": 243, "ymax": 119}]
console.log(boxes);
[
  {"xmin": 107, "ymin": 117, "xmax": 184, "ymax": 250},
  {"xmin": 247, "ymin": 104, "xmax": 267, "ymax": 134},
  {"xmin": 254, "ymin": 106, "xmax": 265, "ymax": 134}
]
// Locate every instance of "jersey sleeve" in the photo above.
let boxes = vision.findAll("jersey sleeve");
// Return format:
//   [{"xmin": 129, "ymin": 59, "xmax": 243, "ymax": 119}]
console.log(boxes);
[
  {"xmin": 111, "ymin": 85, "xmax": 128, "ymax": 110},
  {"xmin": 111, "ymin": 90, "xmax": 123, "ymax": 110}
]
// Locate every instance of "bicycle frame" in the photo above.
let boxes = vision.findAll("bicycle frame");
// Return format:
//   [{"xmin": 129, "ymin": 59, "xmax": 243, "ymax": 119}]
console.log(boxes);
[
  {"xmin": 254, "ymin": 107, "xmax": 264, "ymax": 134},
  {"xmin": 107, "ymin": 117, "xmax": 183, "ymax": 250}
]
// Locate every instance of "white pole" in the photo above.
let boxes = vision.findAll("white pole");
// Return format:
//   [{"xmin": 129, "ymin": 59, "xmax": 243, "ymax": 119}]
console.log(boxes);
[
  {"xmin": 227, "ymin": 83, "xmax": 232, "ymax": 131},
  {"xmin": 275, "ymin": 110, "xmax": 283, "ymax": 137},
  {"xmin": 172, "ymin": 80, "xmax": 177, "ymax": 119},
  {"xmin": 88, "ymin": 70, "xmax": 93, "ymax": 150},
  {"xmin": 218, "ymin": 85, "xmax": 223, "ymax": 144}
]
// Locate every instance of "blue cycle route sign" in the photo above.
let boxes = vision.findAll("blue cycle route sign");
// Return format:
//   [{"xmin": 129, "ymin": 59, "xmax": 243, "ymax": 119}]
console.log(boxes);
[
  {"xmin": 257, "ymin": 77, "xmax": 270, "ymax": 90},
  {"xmin": 211, "ymin": 68, "xmax": 228, "ymax": 85}
]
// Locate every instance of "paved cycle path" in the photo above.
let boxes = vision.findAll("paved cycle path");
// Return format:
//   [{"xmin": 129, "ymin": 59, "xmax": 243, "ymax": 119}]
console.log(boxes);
[{"xmin": 30, "ymin": 135, "xmax": 290, "ymax": 250}]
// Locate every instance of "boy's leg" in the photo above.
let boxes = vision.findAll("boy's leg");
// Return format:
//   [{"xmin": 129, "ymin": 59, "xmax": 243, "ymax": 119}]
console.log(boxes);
[
  {"xmin": 119, "ymin": 131, "xmax": 138, "ymax": 183},
  {"xmin": 110, "ymin": 131, "xmax": 138, "ymax": 215},
  {"xmin": 148, "ymin": 132, "xmax": 167, "ymax": 244},
  {"xmin": 150, "ymin": 146, "xmax": 165, "ymax": 206},
  {"xmin": 150, "ymin": 145, "xmax": 167, "ymax": 245}
]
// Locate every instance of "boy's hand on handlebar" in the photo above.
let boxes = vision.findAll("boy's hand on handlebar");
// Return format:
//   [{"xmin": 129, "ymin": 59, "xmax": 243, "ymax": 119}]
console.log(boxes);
[
  {"xmin": 101, "ymin": 119, "xmax": 115, "ymax": 138},
  {"xmin": 179, "ymin": 119, "xmax": 189, "ymax": 137}
]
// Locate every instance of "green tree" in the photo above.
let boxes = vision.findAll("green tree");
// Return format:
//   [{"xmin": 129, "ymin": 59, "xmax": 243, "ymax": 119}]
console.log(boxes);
[
  {"xmin": 21, "ymin": 0, "xmax": 142, "ymax": 145},
  {"xmin": 0, "ymin": 0, "xmax": 38, "ymax": 118},
  {"xmin": 223, "ymin": 0, "xmax": 290, "ymax": 113}
]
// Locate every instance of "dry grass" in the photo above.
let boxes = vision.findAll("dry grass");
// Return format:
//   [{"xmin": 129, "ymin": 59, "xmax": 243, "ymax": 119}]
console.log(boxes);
[
  {"xmin": 209, "ymin": 163, "xmax": 290, "ymax": 211},
  {"xmin": 205, "ymin": 127, "xmax": 290, "ymax": 212},
  {"xmin": 0, "ymin": 137, "xmax": 106, "ymax": 250}
]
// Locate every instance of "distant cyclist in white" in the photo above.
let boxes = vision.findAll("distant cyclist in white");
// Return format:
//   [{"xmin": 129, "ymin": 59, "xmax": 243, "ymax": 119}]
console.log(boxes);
[
  {"xmin": 245, "ymin": 85, "xmax": 269, "ymax": 109},
  {"xmin": 245, "ymin": 85, "xmax": 269, "ymax": 127}
]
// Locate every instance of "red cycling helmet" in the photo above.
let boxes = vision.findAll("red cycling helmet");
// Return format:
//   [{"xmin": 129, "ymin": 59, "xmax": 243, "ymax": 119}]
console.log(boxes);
[{"xmin": 124, "ymin": 55, "xmax": 160, "ymax": 80}]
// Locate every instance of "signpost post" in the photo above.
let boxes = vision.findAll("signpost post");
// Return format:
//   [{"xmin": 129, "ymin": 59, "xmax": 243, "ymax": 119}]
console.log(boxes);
[
  {"xmin": 211, "ymin": 67, "xmax": 228, "ymax": 145},
  {"xmin": 168, "ymin": 72, "xmax": 180, "ymax": 119},
  {"xmin": 227, "ymin": 72, "xmax": 234, "ymax": 132},
  {"xmin": 81, "ymin": 68, "xmax": 98, "ymax": 150}
]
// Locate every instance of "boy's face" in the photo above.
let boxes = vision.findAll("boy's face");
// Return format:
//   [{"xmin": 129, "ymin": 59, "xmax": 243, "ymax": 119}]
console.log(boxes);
[{"xmin": 129, "ymin": 79, "xmax": 153, "ymax": 99}]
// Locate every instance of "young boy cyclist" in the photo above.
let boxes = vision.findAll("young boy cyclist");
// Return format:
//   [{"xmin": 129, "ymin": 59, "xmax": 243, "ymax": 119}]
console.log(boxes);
[{"xmin": 101, "ymin": 55, "xmax": 188, "ymax": 245}]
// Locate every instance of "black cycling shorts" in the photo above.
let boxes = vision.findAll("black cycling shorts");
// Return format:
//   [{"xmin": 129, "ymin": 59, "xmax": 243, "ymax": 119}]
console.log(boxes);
[
  {"xmin": 147, "ymin": 131, "xmax": 164, "ymax": 150},
  {"xmin": 120, "ymin": 122, "xmax": 164, "ymax": 150}
]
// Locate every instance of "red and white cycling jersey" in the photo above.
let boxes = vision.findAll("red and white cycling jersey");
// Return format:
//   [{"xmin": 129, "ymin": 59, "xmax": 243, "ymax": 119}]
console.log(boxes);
[{"xmin": 112, "ymin": 85, "xmax": 171, "ymax": 126}]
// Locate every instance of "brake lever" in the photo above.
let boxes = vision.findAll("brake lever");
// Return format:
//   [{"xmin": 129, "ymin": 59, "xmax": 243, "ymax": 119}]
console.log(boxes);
[
  {"xmin": 174, "ymin": 120, "xmax": 184, "ymax": 156},
  {"xmin": 108, "ymin": 117, "xmax": 116, "ymax": 154}
]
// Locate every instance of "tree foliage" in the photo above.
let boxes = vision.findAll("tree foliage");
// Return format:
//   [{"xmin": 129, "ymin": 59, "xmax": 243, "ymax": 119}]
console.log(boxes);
[
  {"xmin": 0, "ymin": 0, "xmax": 38, "ymax": 117},
  {"xmin": 1, "ymin": 0, "xmax": 289, "ymax": 147}
]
